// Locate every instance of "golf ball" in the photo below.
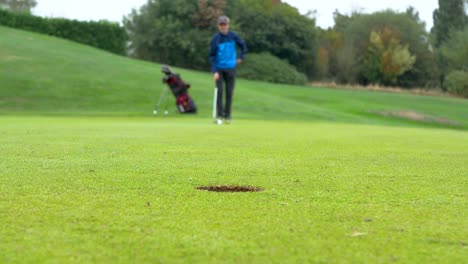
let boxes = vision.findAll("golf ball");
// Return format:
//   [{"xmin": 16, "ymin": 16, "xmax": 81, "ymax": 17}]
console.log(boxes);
[{"xmin": 153, "ymin": 110, "xmax": 158, "ymax": 115}]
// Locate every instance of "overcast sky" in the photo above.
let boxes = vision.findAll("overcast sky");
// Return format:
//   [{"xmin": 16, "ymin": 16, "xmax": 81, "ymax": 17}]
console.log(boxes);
[{"xmin": 33, "ymin": 0, "xmax": 438, "ymax": 30}]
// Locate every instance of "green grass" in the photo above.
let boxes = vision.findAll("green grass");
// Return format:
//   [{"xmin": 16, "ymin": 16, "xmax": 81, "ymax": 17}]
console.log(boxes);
[
  {"xmin": 1, "ymin": 117, "xmax": 467, "ymax": 263},
  {"xmin": 0, "ymin": 26, "xmax": 468, "ymax": 263}
]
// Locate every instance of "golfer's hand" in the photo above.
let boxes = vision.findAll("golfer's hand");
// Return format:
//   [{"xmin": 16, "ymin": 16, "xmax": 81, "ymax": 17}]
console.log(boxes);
[
  {"xmin": 214, "ymin": 72, "xmax": 220, "ymax": 81},
  {"xmin": 237, "ymin": 59, "xmax": 243, "ymax": 65}
]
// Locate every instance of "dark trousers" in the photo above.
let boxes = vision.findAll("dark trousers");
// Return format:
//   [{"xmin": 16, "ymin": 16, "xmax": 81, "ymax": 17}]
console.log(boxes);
[{"xmin": 216, "ymin": 69, "xmax": 236, "ymax": 119}]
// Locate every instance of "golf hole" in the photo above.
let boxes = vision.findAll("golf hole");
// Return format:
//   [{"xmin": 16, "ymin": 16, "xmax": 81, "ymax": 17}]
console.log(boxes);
[{"xmin": 196, "ymin": 185, "xmax": 263, "ymax": 193}]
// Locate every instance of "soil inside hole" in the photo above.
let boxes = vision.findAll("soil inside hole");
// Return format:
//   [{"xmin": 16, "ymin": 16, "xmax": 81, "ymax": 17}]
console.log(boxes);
[{"xmin": 196, "ymin": 186, "xmax": 263, "ymax": 193}]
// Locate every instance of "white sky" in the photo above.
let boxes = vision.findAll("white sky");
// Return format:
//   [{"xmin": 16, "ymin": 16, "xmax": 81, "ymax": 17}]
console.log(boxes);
[{"xmin": 33, "ymin": 0, "xmax": 437, "ymax": 30}]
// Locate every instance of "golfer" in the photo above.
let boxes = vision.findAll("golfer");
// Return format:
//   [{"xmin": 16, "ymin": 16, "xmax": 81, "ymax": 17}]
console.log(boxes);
[{"xmin": 209, "ymin": 15, "xmax": 247, "ymax": 124}]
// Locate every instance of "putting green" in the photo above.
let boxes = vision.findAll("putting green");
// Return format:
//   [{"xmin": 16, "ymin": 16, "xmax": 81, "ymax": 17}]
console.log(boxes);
[{"xmin": 1, "ymin": 116, "xmax": 467, "ymax": 263}]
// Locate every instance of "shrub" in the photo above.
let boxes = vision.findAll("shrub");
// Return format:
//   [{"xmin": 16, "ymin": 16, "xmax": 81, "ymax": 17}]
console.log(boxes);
[
  {"xmin": 445, "ymin": 71, "xmax": 468, "ymax": 97},
  {"xmin": 237, "ymin": 52, "xmax": 307, "ymax": 85}
]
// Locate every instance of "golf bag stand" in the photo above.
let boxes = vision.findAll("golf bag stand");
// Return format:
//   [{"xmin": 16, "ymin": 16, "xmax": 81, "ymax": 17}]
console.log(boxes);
[{"xmin": 153, "ymin": 86, "xmax": 170, "ymax": 115}]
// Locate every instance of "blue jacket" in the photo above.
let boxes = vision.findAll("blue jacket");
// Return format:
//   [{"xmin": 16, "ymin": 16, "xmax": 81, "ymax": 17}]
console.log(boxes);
[{"xmin": 209, "ymin": 31, "xmax": 247, "ymax": 73}]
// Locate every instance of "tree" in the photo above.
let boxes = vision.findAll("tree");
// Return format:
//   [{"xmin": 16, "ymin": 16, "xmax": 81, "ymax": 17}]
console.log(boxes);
[
  {"xmin": 124, "ymin": 0, "xmax": 212, "ymax": 70},
  {"xmin": 333, "ymin": 10, "xmax": 358, "ymax": 33},
  {"xmin": 335, "ymin": 10, "xmax": 436, "ymax": 87},
  {"xmin": 192, "ymin": 0, "xmax": 225, "ymax": 28},
  {"xmin": 432, "ymin": 0, "xmax": 466, "ymax": 47},
  {"xmin": 315, "ymin": 28, "xmax": 343, "ymax": 80},
  {"xmin": 314, "ymin": 47, "xmax": 329, "ymax": 79},
  {"xmin": 441, "ymin": 27, "xmax": 468, "ymax": 73},
  {"xmin": 362, "ymin": 27, "xmax": 416, "ymax": 85},
  {"xmin": 465, "ymin": 1, "xmax": 468, "ymax": 22},
  {"xmin": 431, "ymin": 0, "xmax": 467, "ymax": 88},
  {"xmin": 239, "ymin": 0, "xmax": 282, "ymax": 14},
  {"xmin": 236, "ymin": 2, "xmax": 319, "ymax": 78},
  {"xmin": 0, "ymin": 0, "xmax": 36, "ymax": 13}
]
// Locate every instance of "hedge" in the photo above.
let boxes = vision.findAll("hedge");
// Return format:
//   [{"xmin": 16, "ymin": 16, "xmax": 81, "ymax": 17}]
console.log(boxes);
[{"xmin": 0, "ymin": 9, "xmax": 127, "ymax": 55}]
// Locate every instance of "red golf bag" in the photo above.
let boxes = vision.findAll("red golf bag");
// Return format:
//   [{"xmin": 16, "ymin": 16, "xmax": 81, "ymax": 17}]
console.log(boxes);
[{"xmin": 162, "ymin": 66, "xmax": 197, "ymax": 114}]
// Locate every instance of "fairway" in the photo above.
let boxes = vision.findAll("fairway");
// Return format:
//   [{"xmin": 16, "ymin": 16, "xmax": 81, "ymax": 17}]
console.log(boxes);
[{"xmin": 1, "ymin": 117, "xmax": 467, "ymax": 263}]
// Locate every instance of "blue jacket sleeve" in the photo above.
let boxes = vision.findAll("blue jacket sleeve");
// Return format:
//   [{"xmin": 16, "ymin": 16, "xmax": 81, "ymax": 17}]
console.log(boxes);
[
  {"xmin": 234, "ymin": 32, "xmax": 247, "ymax": 60},
  {"xmin": 209, "ymin": 35, "xmax": 218, "ymax": 73}
]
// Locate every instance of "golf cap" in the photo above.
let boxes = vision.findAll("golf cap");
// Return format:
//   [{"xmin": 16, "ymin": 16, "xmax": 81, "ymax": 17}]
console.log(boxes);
[{"xmin": 217, "ymin": 15, "xmax": 230, "ymax": 25}]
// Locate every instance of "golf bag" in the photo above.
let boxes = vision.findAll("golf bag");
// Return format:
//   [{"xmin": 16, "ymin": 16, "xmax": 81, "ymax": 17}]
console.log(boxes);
[{"xmin": 162, "ymin": 65, "xmax": 197, "ymax": 114}]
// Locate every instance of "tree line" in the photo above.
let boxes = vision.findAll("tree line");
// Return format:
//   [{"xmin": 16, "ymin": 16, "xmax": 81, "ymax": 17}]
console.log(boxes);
[{"xmin": 123, "ymin": 0, "xmax": 467, "ymax": 96}]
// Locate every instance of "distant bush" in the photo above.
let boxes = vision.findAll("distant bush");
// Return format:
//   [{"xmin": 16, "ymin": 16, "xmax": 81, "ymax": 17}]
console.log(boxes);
[
  {"xmin": 237, "ymin": 53, "xmax": 307, "ymax": 85},
  {"xmin": 445, "ymin": 71, "xmax": 468, "ymax": 98},
  {"xmin": 0, "ymin": 9, "xmax": 127, "ymax": 55}
]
